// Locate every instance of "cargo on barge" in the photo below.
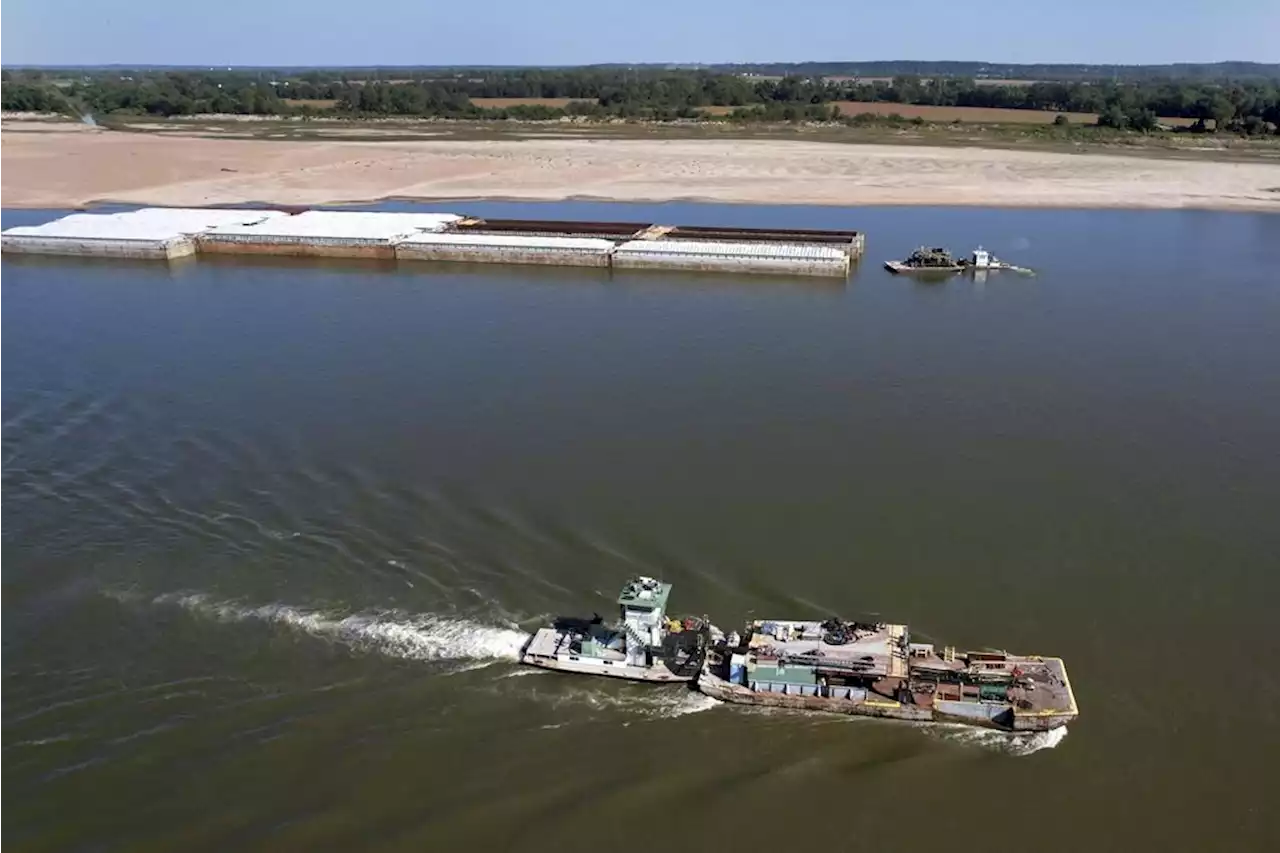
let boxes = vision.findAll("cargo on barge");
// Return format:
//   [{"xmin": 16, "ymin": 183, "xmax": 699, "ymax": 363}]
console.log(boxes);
[{"xmin": 699, "ymin": 618, "xmax": 1076, "ymax": 731}]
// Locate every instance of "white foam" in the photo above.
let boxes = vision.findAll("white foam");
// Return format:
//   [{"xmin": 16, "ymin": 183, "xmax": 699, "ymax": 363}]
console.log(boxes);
[
  {"xmin": 541, "ymin": 685, "xmax": 720, "ymax": 720},
  {"xmin": 927, "ymin": 723, "xmax": 1068, "ymax": 756},
  {"xmin": 152, "ymin": 593, "xmax": 530, "ymax": 664},
  {"xmin": 657, "ymin": 692, "xmax": 721, "ymax": 718}
]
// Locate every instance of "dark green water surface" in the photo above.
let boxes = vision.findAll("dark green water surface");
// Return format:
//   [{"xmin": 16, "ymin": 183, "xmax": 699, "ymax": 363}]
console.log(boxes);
[{"xmin": 4, "ymin": 202, "xmax": 1280, "ymax": 852}]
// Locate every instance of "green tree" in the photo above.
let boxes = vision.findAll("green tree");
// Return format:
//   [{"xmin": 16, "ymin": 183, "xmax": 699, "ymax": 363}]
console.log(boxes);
[
  {"xmin": 1126, "ymin": 108, "xmax": 1159, "ymax": 131},
  {"xmin": 1096, "ymin": 106, "xmax": 1129, "ymax": 129}
]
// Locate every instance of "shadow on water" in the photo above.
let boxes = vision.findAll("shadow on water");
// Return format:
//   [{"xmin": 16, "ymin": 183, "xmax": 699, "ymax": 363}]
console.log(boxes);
[
  {"xmin": 195, "ymin": 253, "xmax": 402, "ymax": 276},
  {"xmin": 14, "ymin": 251, "xmax": 855, "ymax": 293}
]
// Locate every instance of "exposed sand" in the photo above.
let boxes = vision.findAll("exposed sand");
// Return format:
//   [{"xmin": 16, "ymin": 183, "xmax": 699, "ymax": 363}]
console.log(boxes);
[{"xmin": 3, "ymin": 122, "xmax": 1278, "ymax": 211}]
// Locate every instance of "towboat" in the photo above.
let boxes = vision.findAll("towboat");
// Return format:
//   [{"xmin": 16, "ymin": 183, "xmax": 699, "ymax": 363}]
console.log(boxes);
[
  {"xmin": 520, "ymin": 577, "xmax": 717, "ymax": 682},
  {"xmin": 886, "ymin": 246, "xmax": 1032, "ymax": 275},
  {"xmin": 698, "ymin": 617, "xmax": 1076, "ymax": 731},
  {"xmin": 885, "ymin": 246, "xmax": 966, "ymax": 273}
]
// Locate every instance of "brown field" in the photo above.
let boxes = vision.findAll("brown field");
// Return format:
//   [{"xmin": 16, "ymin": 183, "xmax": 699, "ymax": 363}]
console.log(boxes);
[
  {"xmin": 284, "ymin": 99, "xmax": 338, "ymax": 109},
  {"xmin": 470, "ymin": 97, "xmax": 592, "ymax": 109}
]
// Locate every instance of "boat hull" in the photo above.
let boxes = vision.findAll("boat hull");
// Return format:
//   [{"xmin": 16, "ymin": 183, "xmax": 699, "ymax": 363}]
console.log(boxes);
[
  {"xmin": 696, "ymin": 671, "xmax": 1071, "ymax": 732},
  {"xmin": 521, "ymin": 653, "xmax": 694, "ymax": 683},
  {"xmin": 698, "ymin": 671, "xmax": 933, "ymax": 722},
  {"xmin": 885, "ymin": 260, "xmax": 964, "ymax": 274},
  {"xmin": 519, "ymin": 624, "xmax": 711, "ymax": 683}
]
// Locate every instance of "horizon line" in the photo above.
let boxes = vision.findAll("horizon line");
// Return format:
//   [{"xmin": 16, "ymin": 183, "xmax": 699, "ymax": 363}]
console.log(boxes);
[{"xmin": 5, "ymin": 59, "xmax": 1280, "ymax": 70}]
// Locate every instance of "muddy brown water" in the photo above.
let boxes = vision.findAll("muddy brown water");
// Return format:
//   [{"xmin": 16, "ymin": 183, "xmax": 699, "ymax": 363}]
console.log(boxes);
[{"xmin": 4, "ymin": 202, "xmax": 1280, "ymax": 852}]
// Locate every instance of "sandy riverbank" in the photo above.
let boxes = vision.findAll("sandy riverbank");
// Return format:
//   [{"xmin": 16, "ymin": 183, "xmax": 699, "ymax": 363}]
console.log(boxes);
[{"xmin": 3, "ymin": 121, "xmax": 1278, "ymax": 211}]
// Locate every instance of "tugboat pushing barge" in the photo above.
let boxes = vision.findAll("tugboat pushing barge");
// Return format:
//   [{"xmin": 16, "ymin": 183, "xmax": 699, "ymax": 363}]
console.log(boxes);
[
  {"xmin": 521, "ymin": 577, "xmax": 1077, "ymax": 732},
  {"xmin": 520, "ymin": 577, "xmax": 714, "ymax": 682},
  {"xmin": 699, "ymin": 617, "xmax": 1077, "ymax": 731}
]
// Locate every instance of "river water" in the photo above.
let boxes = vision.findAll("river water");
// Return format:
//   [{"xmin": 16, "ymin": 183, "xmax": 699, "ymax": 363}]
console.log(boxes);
[{"xmin": 4, "ymin": 202, "xmax": 1280, "ymax": 852}]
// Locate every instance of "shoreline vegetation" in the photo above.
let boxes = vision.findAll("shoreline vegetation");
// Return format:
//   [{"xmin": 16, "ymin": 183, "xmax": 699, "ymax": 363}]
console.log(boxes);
[{"xmin": 5, "ymin": 64, "xmax": 1280, "ymax": 137}]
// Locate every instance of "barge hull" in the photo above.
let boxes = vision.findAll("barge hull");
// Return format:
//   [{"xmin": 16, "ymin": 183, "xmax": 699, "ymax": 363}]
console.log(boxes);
[
  {"xmin": 521, "ymin": 654, "xmax": 692, "ymax": 682},
  {"xmin": 697, "ymin": 672, "xmax": 934, "ymax": 724},
  {"xmin": 2, "ymin": 209, "xmax": 865, "ymax": 279},
  {"xmin": 884, "ymin": 260, "xmax": 964, "ymax": 274}
]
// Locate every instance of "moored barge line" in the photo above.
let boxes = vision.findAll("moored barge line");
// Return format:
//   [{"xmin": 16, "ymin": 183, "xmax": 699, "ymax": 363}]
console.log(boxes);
[{"xmin": 2, "ymin": 208, "xmax": 865, "ymax": 277}]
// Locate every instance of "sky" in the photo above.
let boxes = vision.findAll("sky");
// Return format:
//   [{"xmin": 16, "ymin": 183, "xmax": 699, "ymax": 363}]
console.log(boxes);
[{"xmin": 2, "ymin": 0, "xmax": 1278, "ymax": 67}]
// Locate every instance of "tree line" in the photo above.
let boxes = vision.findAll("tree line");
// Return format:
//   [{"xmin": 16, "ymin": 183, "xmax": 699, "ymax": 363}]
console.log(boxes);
[{"xmin": 3, "ymin": 68, "xmax": 1278, "ymax": 133}]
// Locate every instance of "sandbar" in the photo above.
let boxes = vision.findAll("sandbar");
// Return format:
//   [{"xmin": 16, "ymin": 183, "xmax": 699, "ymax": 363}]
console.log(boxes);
[{"xmin": 3, "ymin": 121, "xmax": 1278, "ymax": 211}]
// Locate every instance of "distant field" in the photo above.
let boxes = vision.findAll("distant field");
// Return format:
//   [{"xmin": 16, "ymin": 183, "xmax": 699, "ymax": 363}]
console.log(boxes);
[
  {"xmin": 470, "ymin": 97, "xmax": 592, "ymax": 109},
  {"xmin": 284, "ymin": 99, "xmax": 338, "ymax": 109},
  {"xmin": 821, "ymin": 77, "xmax": 1045, "ymax": 86},
  {"xmin": 973, "ymin": 79, "xmax": 1046, "ymax": 87},
  {"xmin": 822, "ymin": 76, "xmax": 894, "ymax": 85}
]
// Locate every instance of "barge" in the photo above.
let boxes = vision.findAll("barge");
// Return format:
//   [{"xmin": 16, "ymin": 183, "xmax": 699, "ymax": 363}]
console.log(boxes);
[
  {"xmin": 520, "ymin": 577, "xmax": 715, "ymax": 682},
  {"xmin": 699, "ymin": 618, "xmax": 1076, "ymax": 731},
  {"xmin": 2, "ymin": 208, "xmax": 865, "ymax": 278}
]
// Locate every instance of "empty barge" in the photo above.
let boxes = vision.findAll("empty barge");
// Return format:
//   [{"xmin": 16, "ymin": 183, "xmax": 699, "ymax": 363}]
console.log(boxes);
[
  {"xmin": 700, "ymin": 618, "xmax": 1077, "ymax": 732},
  {"xmin": 1, "ymin": 208, "xmax": 865, "ymax": 278}
]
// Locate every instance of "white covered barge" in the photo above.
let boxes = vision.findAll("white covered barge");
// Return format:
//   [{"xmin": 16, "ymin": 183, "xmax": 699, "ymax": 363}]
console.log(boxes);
[
  {"xmin": 197, "ymin": 210, "xmax": 462, "ymax": 258},
  {"xmin": 0, "ymin": 208, "xmax": 288, "ymax": 260},
  {"xmin": 2, "ymin": 208, "xmax": 865, "ymax": 277}
]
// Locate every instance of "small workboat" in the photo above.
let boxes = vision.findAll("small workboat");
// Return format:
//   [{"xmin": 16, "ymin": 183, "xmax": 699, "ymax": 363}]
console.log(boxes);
[
  {"xmin": 886, "ymin": 246, "xmax": 1033, "ymax": 276},
  {"xmin": 885, "ymin": 246, "xmax": 965, "ymax": 273}
]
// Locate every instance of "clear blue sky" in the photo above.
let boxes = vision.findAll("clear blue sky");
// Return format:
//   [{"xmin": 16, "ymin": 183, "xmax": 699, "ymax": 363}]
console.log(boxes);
[{"xmin": 3, "ymin": 0, "xmax": 1277, "ymax": 66}]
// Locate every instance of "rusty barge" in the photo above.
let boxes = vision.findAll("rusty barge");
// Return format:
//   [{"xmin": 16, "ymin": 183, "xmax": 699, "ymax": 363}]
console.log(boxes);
[{"xmin": 699, "ymin": 618, "xmax": 1077, "ymax": 732}]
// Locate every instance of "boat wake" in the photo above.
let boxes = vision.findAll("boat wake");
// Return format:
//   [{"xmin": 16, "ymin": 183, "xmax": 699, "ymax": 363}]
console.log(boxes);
[
  {"xmin": 146, "ymin": 592, "xmax": 531, "ymax": 666},
  {"xmin": 541, "ymin": 685, "xmax": 720, "ymax": 721},
  {"xmin": 927, "ymin": 723, "xmax": 1068, "ymax": 756}
]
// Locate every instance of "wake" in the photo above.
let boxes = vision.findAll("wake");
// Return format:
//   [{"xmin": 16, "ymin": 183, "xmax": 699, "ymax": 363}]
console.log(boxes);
[
  {"xmin": 150, "ymin": 592, "xmax": 530, "ymax": 665},
  {"xmin": 927, "ymin": 722, "xmax": 1068, "ymax": 756}
]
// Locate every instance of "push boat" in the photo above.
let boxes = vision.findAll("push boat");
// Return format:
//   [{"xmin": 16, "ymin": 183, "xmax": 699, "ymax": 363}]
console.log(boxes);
[
  {"xmin": 699, "ymin": 617, "xmax": 1077, "ymax": 731},
  {"xmin": 520, "ymin": 576, "xmax": 716, "ymax": 683}
]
